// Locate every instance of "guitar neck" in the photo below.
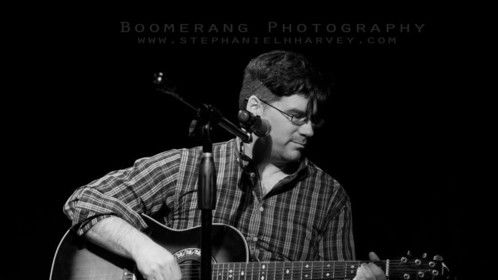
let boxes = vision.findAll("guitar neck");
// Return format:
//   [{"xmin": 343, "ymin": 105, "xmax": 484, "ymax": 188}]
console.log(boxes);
[{"xmin": 204, "ymin": 260, "xmax": 386, "ymax": 280}]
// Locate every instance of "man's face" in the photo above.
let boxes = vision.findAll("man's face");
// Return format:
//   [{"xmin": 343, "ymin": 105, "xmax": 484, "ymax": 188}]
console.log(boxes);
[{"xmin": 260, "ymin": 94, "xmax": 315, "ymax": 164}]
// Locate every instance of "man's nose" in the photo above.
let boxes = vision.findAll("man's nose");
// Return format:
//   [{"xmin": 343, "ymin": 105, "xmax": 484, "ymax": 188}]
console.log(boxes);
[{"xmin": 298, "ymin": 120, "xmax": 314, "ymax": 137}]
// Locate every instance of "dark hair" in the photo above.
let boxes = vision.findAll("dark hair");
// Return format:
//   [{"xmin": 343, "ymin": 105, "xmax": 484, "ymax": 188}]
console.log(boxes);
[{"xmin": 239, "ymin": 50, "xmax": 332, "ymax": 115}]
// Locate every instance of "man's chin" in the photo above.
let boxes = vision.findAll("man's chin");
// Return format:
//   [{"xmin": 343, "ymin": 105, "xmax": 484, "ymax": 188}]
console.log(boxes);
[{"xmin": 283, "ymin": 149, "xmax": 304, "ymax": 162}]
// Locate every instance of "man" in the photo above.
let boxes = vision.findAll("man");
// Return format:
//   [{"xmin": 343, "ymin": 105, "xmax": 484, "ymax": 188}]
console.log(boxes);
[{"xmin": 63, "ymin": 50, "xmax": 385, "ymax": 280}]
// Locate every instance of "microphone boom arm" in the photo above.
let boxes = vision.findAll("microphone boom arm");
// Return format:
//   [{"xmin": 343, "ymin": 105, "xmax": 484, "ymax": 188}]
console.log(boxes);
[{"xmin": 153, "ymin": 72, "xmax": 252, "ymax": 143}]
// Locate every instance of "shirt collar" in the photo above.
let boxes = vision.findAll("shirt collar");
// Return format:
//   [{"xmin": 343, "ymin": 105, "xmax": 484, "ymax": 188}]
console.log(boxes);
[{"xmin": 234, "ymin": 137, "xmax": 310, "ymax": 183}]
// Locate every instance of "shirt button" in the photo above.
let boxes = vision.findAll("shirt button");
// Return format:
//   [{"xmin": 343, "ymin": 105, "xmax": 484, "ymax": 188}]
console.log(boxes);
[
  {"xmin": 249, "ymin": 172, "xmax": 256, "ymax": 178},
  {"xmin": 252, "ymin": 237, "xmax": 258, "ymax": 242},
  {"xmin": 259, "ymin": 206, "xmax": 264, "ymax": 212}
]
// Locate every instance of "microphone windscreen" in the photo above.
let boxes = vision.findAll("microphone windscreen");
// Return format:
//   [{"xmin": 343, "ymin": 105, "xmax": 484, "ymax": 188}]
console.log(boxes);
[
  {"xmin": 237, "ymin": 110, "xmax": 271, "ymax": 137},
  {"xmin": 253, "ymin": 118, "xmax": 271, "ymax": 137},
  {"xmin": 238, "ymin": 110, "xmax": 251, "ymax": 123}
]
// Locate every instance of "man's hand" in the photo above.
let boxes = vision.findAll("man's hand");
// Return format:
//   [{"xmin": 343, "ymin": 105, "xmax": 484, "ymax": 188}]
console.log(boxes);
[
  {"xmin": 133, "ymin": 241, "xmax": 182, "ymax": 280},
  {"xmin": 85, "ymin": 216, "xmax": 182, "ymax": 280},
  {"xmin": 353, "ymin": 252, "xmax": 386, "ymax": 280}
]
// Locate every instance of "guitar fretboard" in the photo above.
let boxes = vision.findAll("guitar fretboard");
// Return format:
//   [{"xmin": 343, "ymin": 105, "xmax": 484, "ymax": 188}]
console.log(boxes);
[{"xmin": 180, "ymin": 261, "xmax": 379, "ymax": 280}]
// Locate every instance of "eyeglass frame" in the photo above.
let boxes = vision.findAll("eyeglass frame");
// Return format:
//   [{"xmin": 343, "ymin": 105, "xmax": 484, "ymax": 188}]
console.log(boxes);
[
  {"xmin": 243, "ymin": 97, "xmax": 322, "ymax": 128},
  {"xmin": 242, "ymin": 95, "xmax": 325, "ymax": 127},
  {"xmin": 257, "ymin": 99, "xmax": 312, "ymax": 127}
]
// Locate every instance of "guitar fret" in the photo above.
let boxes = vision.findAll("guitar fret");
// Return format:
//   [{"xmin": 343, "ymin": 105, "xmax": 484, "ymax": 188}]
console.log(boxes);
[
  {"xmin": 291, "ymin": 261, "xmax": 294, "ymax": 280},
  {"xmin": 243, "ymin": 262, "xmax": 248, "ymax": 280},
  {"xmin": 234, "ymin": 263, "xmax": 238, "ymax": 280},
  {"xmin": 219, "ymin": 263, "xmax": 222, "ymax": 280},
  {"xmin": 225, "ymin": 263, "xmax": 229, "ymax": 280},
  {"xmin": 274, "ymin": 261, "xmax": 278, "ymax": 280},
  {"xmin": 300, "ymin": 261, "xmax": 303, "ymax": 280},
  {"xmin": 216, "ymin": 263, "xmax": 221, "ymax": 280},
  {"xmin": 247, "ymin": 262, "xmax": 250, "ymax": 280},
  {"xmin": 288, "ymin": 261, "xmax": 292, "ymax": 280},
  {"xmin": 251, "ymin": 261, "xmax": 255, "ymax": 280},
  {"xmin": 333, "ymin": 261, "xmax": 336, "ymax": 279},
  {"xmin": 221, "ymin": 263, "xmax": 227, "ymax": 280},
  {"xmin": 258, "ymin": 262, "xmax": 261, "ymax": 280},
  {"xmin": 269, "ymin": 261, "xmax": 275, "ymax": 280},
  {"xmin": 243, "ymin": 262, "xmax": 247, "ymax": 280},
  {"xmin": 238, "ymin": 262, "xmax": 244, "ymax": 280},
  {"xmin": 385, "ymin": 259, "xmax": 390, "ymax": 278},
  {"xmin": 281, "ymin": 262, "xmax": 284, "ymax": 280}
]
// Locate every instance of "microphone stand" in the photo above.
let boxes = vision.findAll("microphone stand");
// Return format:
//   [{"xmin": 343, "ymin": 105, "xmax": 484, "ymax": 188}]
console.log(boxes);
[{"xmin": 153, "ymin": 73, "xmax": 251, "ymax": 280}]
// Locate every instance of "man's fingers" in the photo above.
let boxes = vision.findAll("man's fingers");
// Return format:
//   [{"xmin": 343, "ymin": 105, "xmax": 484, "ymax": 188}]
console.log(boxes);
[
  {"xmin": 173, "ymin": 264, "xmax": 182, "ymax": 280},
  {"xmin": 354, "ymin": 252, "xmax": 386, "ymax": 280},
  {"xmin": 165, "ymin": 264, "xmax": 181, "ymax": 280},
  {"xmin": 368, "ymin": 262, "xmax": 386, "ymax": 278},
  {"xmin": 354, "ymin": 265, "xmax": 366, "ymax": 280},
  {"xmin": 363, "ymin": 263, "xmax": 376, "ymax": 279},
  {"xmin": 369, "ymin": 251, "xmax": 380, "ymax": 261}
]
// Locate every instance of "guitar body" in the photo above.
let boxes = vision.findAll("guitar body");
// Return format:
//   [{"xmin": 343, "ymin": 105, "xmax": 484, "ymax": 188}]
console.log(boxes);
[{"xmin": 50, "ymin": 215, "xmax": 249, "ymax": 280}]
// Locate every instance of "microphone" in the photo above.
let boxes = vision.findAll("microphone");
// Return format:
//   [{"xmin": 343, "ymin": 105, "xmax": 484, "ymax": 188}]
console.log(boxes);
[{"xmin": 238, "ymin": 110, "xmax": 271, "ymax": 137}]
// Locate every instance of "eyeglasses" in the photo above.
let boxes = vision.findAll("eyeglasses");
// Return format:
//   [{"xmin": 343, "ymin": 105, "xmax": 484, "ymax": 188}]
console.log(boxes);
[{"xmin": 259, "ymin": 99, "xmax": 321, "ymax": 127}]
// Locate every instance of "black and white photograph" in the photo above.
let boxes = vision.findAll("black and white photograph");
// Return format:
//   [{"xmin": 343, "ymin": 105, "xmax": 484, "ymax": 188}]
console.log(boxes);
[{"xmin": 9, "ymin": 8, "xmax": 475, "ymax": 280}]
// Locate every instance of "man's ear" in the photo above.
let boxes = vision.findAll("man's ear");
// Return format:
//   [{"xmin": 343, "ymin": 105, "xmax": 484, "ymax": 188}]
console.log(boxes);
[{"xmin": 246, "ymin": 95, "xmax": 264, "ymax": 116}]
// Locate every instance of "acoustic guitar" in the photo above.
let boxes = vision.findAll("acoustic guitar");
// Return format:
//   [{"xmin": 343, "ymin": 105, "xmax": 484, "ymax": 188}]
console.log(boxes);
[{"xmin": 50, "ymin": 215, "xmax": 450, "ymax": 280}]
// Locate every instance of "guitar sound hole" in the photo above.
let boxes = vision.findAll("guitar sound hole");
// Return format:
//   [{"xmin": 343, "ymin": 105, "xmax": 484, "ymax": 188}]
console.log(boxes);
[{"xmin": 180, "ymin": 259, "xmax": 201, "ymax": 280}]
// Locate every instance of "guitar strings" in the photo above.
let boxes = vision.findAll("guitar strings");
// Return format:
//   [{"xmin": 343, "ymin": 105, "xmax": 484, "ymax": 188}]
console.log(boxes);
[
  {"xmin": 177, "ymin": 259, "xmax": 433, "ymax": 264},
  {"xmin": 176, "ymin": 260, "xmax": 436, "ymax": 267},
  {"xmin": 176, "ymin": 264, "xmax": 438, "ymax": 274},
  {"xmin": 77, "ymin": 262, "xmax": 436, "ymax": 279},
  {"xmin": 176, "ymin": 271, "xmax": 434, "ymax": 280},
  {"xmin": 89, "ymin": 260, "xmax": 437, "ymax": 278},
  {"xmin": 175, "ymin": 263, "xmax": 437, "ymax": 273}
]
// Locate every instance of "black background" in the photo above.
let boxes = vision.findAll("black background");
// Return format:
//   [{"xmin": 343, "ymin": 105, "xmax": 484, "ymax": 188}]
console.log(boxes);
[{"xmin": 9, "ymin": 8, "xmax": 475, "ymax": 280}]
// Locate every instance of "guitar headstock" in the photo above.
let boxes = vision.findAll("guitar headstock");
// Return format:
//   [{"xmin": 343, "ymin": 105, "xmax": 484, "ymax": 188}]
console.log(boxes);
[{"xmin": 392, "ymin": 250, "xmax": 451, "ymax": 279}]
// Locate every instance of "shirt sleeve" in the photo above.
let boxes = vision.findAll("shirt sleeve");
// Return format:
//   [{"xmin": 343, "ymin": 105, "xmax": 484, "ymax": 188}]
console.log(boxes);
[
  {"xmin": 316, "ymin": 191, "xmax": 356, "ymax": 260},
  {"xmin": 63, "ymin": 149, "xmax": 181, "ymax": 236}
]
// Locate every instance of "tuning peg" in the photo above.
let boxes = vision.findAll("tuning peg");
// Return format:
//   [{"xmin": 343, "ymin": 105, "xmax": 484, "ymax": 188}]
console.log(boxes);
[
  {"xmin": 433, "ymin": 255, "xmax": 444, "ymax": 261},
  {"xmin": 153, "ymin": 72, "xmax": 164, "ymax": 84}
]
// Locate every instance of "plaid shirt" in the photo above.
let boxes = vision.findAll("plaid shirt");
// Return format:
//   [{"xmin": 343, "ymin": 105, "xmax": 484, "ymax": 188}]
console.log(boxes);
[{"xmin": 63, "ymin": 138, "xmax": 355, "ymax": 261}]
